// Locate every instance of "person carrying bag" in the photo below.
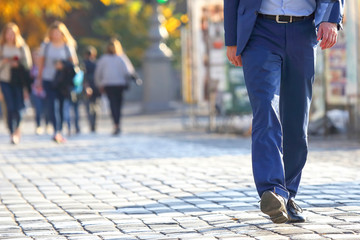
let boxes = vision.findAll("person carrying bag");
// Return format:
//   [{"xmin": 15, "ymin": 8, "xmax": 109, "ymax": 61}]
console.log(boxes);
[
  {"xmin": 95, "ymin": 38, "xmax": 138, "ymax": 135},
  {"xmin": 0, "ymin": 22, "xmax": 32, "ymax": 144},
  {"xmin": 35, "ymin": 21, "xmax": 79, "ymax": 143}
]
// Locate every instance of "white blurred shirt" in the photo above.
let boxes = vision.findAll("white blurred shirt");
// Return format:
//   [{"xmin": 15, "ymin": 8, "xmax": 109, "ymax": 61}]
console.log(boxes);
[
  {"xmin": 95, "ymin": 53, "xmax": 135, "ymax": 87},
  {"xmin": 259, "ymin": 0, "xmax": 316, "ymax": 16}
]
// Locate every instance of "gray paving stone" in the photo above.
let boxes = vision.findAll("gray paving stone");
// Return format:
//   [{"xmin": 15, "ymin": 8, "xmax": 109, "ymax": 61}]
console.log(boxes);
[
  {"xmin": 100, "ymin": 235, "xmax": 138, "ymax": 240},
  {"xmin": 288, "ymin": 234, "xmax": 325, "ymax": 240},
  {"xmin": 31, "ymin": 237, "xmax": 67, "ymax": 240},
  {"xmin": 218, "ymin": 237, "xmax": 254, "ymax": 240},
  {"xmin": 0, "ymin": 238, "xmax": 33, "ymax": 240},
  {"xmin": 66, "ymin": 235, "xmax": 102, "ymax": 240},
  {"xmin": 23, "ymin": 230, "xmax": 58, "ymax": 236},
  {"xmin": 322, "ymin": 234, "xmax": 360, "ymax": 240},
  {"xmin": 255, "ymin": 236, "xmax": 290, "ymax": 240},
  {"xmin": 0, "ymin": 114, "xmax": 360, "ymax": 239},
  {"xmin": 0, "ymin": 233, "xmax": 28, "ymax": 238}
]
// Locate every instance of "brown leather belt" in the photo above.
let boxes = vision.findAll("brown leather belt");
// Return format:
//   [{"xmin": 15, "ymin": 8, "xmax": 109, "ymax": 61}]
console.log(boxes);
[{"xmin": 258, "ymin": 13, "xmax": 315, "ymax": 23}]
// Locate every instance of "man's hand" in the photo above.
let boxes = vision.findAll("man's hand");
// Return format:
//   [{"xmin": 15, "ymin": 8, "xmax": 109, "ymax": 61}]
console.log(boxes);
[
  {"xmin": 317, "ymin": 22, "xmax": 338, "ymax": 50},
  {"xmin": 226, "ymin": 46, "xmax": 242, "ymax": 67}
]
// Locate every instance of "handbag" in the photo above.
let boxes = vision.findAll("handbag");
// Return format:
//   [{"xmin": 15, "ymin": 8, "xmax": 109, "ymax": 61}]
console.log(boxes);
[
  {"xmin": 9, "ymin": 47, "xmax": 33, "ymax": 92},
  {"xmin": 44, "ymin": 43, "xmax": 77, "ymax": 97},
  {"xmin": 52, "ymin": 60, "xmax": 76, "ymax": 98},
  {"xmin": 125, "ymin": 72, "xmax": 143, "ymax": 90}
]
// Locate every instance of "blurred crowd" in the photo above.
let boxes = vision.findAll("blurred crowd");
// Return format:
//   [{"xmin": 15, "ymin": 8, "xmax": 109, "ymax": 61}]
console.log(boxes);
[{"xmin": 0, "ymin": 21, "xmax": 139, "ymax": 145}]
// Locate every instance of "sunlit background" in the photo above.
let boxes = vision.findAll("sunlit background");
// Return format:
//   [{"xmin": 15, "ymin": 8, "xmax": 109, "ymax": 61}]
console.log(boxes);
[{"xmin": 0, "ymin": 0, "xmax": 360, "ymax": 138}]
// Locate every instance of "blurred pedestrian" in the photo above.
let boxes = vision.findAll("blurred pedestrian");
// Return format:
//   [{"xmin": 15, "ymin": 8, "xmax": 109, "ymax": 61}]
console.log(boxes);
[
  {"xmin": 35, "ymin": 21, "xmax": 79, "ymax": 143},
  {"xmin": 0, "ymin": 87, "xmax": 7, "ymax": 129},
  {"xmin": 95, "ymin": 38, "xmax": 135, "ymax": 135},
  {"xmin": 0, "ymin": 23, "xmax": 32, "ymax": 144},
  {"xmin": 30, "ymin": 48, "xmax": 49, "ymax": 135},
  {"xmin": 64, "ymin": 67, "xmax": 83, "ymax": 135},
  {"xmin": 83, "ymin": 46, "xmax": 99, "ymax": 133}
]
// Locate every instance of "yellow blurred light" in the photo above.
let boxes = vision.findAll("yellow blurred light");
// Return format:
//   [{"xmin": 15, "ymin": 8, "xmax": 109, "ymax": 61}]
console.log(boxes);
[
  {"xmin": 100, "ymin": 0, "xmax": 111, "ymax": 6},
  {"xmin": 129, "ymin": 1, "xmax": 142, "ymax": 16},
  {"xmin": 114, "ymin": 0, "xmax": 126, "ymax": 4},
  {"xmin": 165, "ymin": 17, "xmax": 181, "ymax": 33},
  {"xmin": 100, "ymin": 0, "xmax": 126, "ymax": 5},
  {"xmin": 180, "ymin": 14, "xmax": 189, "ymax": 24},
  {"xmin": 163, "ymin": 7, "xmax": 173, "ymax": 19}
]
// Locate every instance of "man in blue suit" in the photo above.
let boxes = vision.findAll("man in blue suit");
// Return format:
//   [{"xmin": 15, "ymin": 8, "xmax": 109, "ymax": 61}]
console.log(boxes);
[{"xmin": 224, "ymin": 0, "xmax": 344, "ymax": 224}]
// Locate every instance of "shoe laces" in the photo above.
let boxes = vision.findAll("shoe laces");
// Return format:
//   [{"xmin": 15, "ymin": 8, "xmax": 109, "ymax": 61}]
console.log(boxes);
[{"xmin": 289, "ymin": 199, "xmax": 303, "ymax": 213}]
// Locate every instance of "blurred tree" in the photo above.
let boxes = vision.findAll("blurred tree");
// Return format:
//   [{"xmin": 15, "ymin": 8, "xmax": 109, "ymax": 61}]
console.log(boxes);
[
  {"xmin": 0, "ymin": 0, "xmax": 187, "ymax": 68},
  {"xmin": 92, "ymin": 0, "xmax": 187, "ymax": 68},
  {"xmin": 0, "ymin": 0, "xmax": 86, "ymax": 48},
  {"xmin": 90, "ymin": 1, "xmax": 152, "ymax": 67}
]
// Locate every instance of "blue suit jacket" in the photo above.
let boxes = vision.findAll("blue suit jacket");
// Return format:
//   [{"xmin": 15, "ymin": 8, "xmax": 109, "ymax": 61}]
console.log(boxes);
[{"xmin": 224, "ymin": 0, "xmax": 345, "ymax": 55}]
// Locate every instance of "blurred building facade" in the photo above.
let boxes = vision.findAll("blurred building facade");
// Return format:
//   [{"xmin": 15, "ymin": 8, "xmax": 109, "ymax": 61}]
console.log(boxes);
[{"xmin": 181, "ymin": 0, "xmax": 360, "ymax": 137}]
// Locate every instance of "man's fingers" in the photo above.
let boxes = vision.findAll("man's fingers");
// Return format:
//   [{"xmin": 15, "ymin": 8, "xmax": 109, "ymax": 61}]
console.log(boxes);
[
  {"xmin": 328, "ymin": 34, "xmax": 335, "ymax": 49},
  {"xmin": 317, "ymin": 27, "xmax": 323, "ymax": 41},
  {"xmin": 322, "ymin": 33, "xmax": 333, "ymax": 49},
  {"xmin": 318, "ymin": 22, "xmax": 338, "ymax": 50},
  {"xmin": 233, "ymin": 55, "xmax": 242, "ymax": 67},
  {"xmin": 329, "ymin": 33, "xmax": 337, "ymax": 48},
  {"xmin": 230, "ymin": 57, "xmax": 236, "ymax": 66},
  {"xmin": 234, "ymin": 56, "xmax": 239, "ymax": 66},
  {"xmin": 321, "ymin": 33, "xmax": 329, "ymax": 49},
  {"xmin": 227, "ymin": 54, "xmax": 236, "ymax": 65},
  {"xmin": 226, "ymin": 46, "xmax": 243, "ymax": 67},
  {"xmin": 330, "ymin": 31, "xmax": 338, "ymax": 48},
  {"xmin": 228, "ymin": 55, "xmax": 239, "ymax": 66},
  {"xmin": 321, "ymin": 30, "xmax": 338, "ymax": 49}
]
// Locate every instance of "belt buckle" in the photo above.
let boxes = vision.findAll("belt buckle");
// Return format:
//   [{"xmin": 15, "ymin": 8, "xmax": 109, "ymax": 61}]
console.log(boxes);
[{"xmin": 276, "ymin": 15, "xmax": 292, "ymax": 23}]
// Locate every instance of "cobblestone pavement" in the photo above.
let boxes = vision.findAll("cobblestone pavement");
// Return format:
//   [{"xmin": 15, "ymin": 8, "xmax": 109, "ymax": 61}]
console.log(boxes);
[{"xmin": 0, "ymin": 110, "xmax": 360, "ymax": 240}]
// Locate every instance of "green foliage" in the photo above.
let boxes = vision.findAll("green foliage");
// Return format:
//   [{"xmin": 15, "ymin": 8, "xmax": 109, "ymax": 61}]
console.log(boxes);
[
  {"xmin": 0, "ymin": 0, "xmax": 186, "ymax": 69},
  {"xmin": 89, "ymin": 2, "xmax": 152, "ymax": 67}
]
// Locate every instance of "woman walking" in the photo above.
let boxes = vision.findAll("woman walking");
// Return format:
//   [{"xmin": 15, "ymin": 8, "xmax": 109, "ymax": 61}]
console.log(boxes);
[
  {"xmin": 35, "ymin": 21, "xmax": 78, "ymax": 143},
  {"xmin": 0, "ymin": 23, "xmax": 32, "ymax": 144},
  {"xmin": 95, "ymin": 38, "xmax": 135, "ymax": 135}
]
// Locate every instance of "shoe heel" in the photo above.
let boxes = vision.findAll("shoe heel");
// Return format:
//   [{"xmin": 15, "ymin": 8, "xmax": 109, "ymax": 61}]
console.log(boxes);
[
  {"xmin": 260, "ymin": 191, "xmax": 288, "ymax": 224},
  {"xmin": 270, "ymin": 211, "xmax": 288, "ymax": 224}
]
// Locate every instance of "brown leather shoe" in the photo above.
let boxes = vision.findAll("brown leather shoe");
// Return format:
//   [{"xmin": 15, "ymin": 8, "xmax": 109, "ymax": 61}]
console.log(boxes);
[
  {"xmin": 260, "ymin": 191, "xmax": 289, "ymax": 224},
  {"xmin": 287, "ymin": 198, "xmax": 306, "ymax": 223}
]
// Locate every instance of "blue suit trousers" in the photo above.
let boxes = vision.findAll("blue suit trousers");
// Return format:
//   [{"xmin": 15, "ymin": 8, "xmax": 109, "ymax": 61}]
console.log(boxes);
[{"xmin": 241, "ymin": 16, "xmax": 318, "ymax": 201}]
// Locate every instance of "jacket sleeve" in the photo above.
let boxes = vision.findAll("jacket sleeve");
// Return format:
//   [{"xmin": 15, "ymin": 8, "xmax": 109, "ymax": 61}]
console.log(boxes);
[
  {"xmin": 224, "ymin": 0, "xmax": 240, "ymax": 46},
  {"xmin": 315, "ymin": 0, "xmax": 345, "ymax": 29}
]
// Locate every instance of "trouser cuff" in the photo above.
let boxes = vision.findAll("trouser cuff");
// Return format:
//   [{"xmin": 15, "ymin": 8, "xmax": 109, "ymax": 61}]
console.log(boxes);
[{"xmin": 273, "ymin": 187, "xmax": 289, "ymax": 203}]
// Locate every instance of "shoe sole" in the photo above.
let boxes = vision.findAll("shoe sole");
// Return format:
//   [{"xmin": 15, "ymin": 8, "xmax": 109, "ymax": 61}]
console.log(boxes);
[
  {"xmin": 260, "ymin": 191, "xmax": 289, "ymax": 224},
  {"xmin": 287, "ymin": 218, "xmax": 306, "ymax": 224}
]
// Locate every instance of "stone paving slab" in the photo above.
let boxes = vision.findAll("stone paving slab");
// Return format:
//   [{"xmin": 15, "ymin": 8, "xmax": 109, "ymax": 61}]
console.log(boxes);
[{"xmin": 0, "ymin": 113, "xmax": 360, "ymax": 239}]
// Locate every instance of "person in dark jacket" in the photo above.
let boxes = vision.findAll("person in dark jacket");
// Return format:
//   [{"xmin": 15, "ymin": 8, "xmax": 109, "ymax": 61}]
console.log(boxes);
[{"xmin": 83, "ymin": 46, "xmax": 99, "ymax": 132}]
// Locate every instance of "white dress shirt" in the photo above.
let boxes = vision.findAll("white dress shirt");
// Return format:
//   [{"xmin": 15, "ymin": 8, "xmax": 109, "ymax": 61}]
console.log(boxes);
[{"xmin": 259, "ymin": 0, "xmax": 316, "ymax": 16}]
